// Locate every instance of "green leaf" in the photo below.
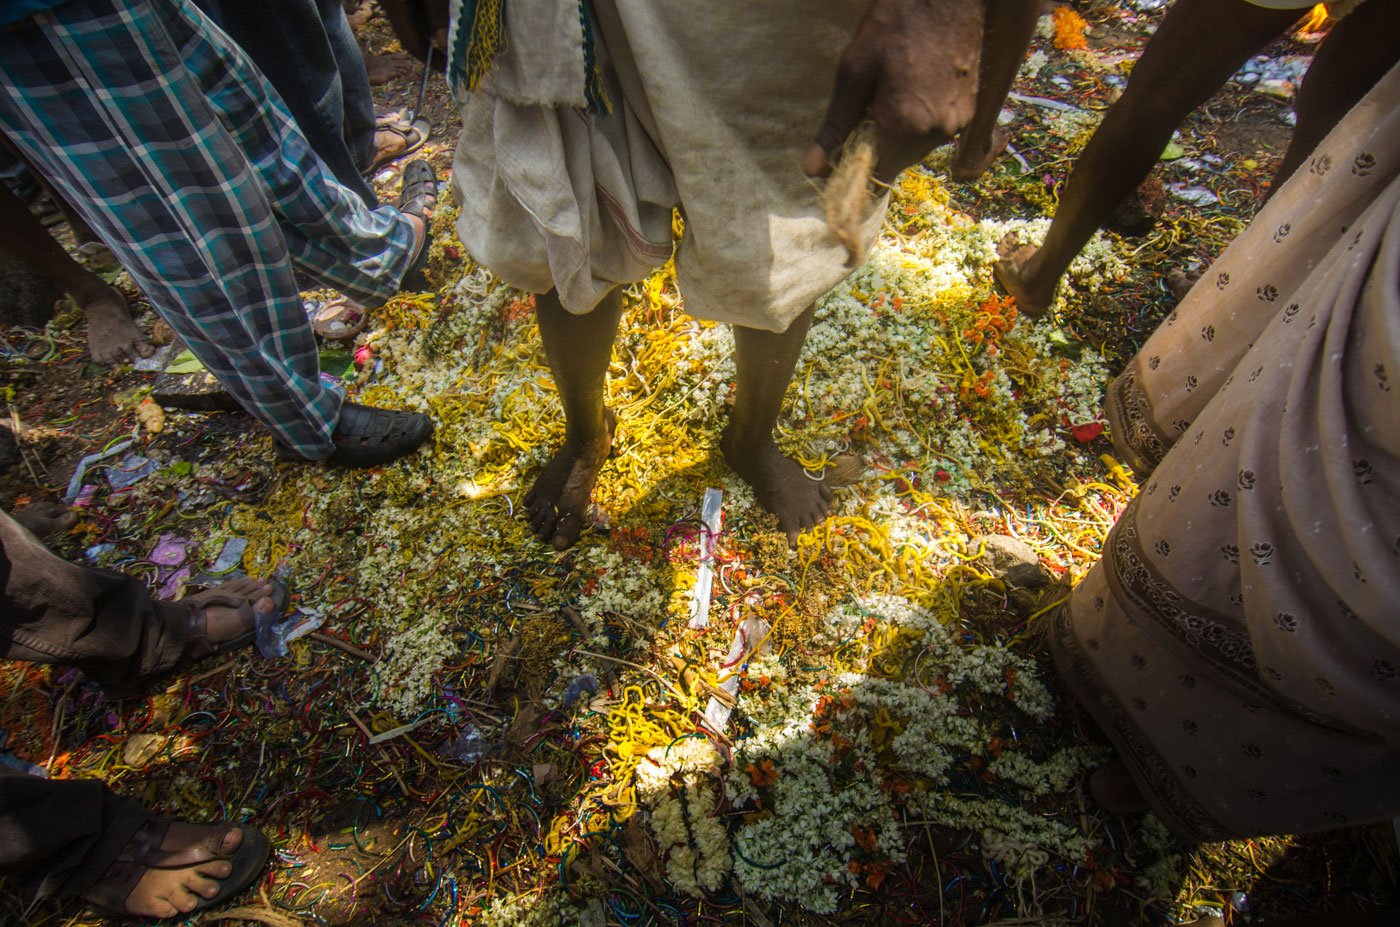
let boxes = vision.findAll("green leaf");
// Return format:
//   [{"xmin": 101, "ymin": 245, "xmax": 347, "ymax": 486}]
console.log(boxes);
[
  {"xmin": 318, "ymin": 349, "xmax": 356, "ymax": 379},
  {"xmin": 1159, "ymin": 140, "xmax": 1185, "ymax": 161},
  {"xmin": 165, "ymin": 350, "xmax": 205, "ymax": 374}
]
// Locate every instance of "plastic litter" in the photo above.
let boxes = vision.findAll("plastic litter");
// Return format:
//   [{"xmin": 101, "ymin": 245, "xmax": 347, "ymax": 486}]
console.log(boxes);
[
  {"xmin": 703, "ymin": 614, "xmax": 772, "ymax": 732},
  {"xmin": 560, "ymin": 673, "xmax": 598, "ymax": 709},
  {"xmin": 1167, "ymin": 184, "xmax": 1220, "ymax": 206},
  {"xmin": 106, "ymin": 453, "xmax": 159, "ymax": 491},
  {"xmin": 688, "ymin": 488, "xmax": 724, "ymax": 630},
  {"xmin": 438, "ymin": 724, "xmax": 488, "ymax": 763},
  {"xmin": 149, "ymin": 534, "xmax": 189, "ymax": 567},
  {"xmin": 255, "ymin": 607, "xmax": 327, "ymax": 659},
  {"xmin": 210, "ymin": 537, "xmax": 249, "ymax": 574},
  {"xmin": 64, "ymin": 439, "xmax": 133, "ymax": 504},
  {"xmin": 84, "ymin": 543, "xmax": 115, "ymax": 563},
  {"xmin": 368, "ymin": 720, "xmax": 424, "ymax": 745}
]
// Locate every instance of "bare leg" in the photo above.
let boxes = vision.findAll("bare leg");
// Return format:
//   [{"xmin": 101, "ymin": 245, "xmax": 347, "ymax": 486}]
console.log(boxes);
[
  {"xmin": 950, "ymin": 0, "xmax": 1040, "ymax": 181},
  {"xmin": 1271, "ymin": 0, "xmax": 1400, "ymax": 192},
  {"xmin": 994, "ymin": 0, "xmax": 1297, "ymax": 317},
  {"xmin": 723, "ymin": 306, "xmax": 834, "ymax": 546},
  {"xmin": 525, "ymin": 288, "xmax": 623, "ymax": 550},
  {"xmin": 0, "ymin": 182, "xmax": 151, "ymax": 364}
]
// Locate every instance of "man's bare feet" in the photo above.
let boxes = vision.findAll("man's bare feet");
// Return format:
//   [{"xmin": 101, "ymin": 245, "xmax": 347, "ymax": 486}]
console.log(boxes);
[
  {"xmin": 11, "ymin": 500, "xmax": 77, "ymax": 537},
  {"xmin": 1166, "ymin": 268, "xmax": 1200, "ymax": 302},
  {"xmin": 524, "ymin": 410, "xmax": 615, "ymax": 551},
  {"xmin": 722, "ymin": 425, "xmax": 834, "ymax": 547},
  {"xmin": 950, "ymin": 126, "xmax": 1010, "ymax": 181},
  {"xmin": 992, "ymin": 234, "xmax": 1055, "ymax": 319},
  {"xmin": 82, "ymin": 286, "xmax": 154, "ymax": 365},
  {"xmin": 345, "ymin": 1, "xmax": 372, "ymax": 31},
  {"xmin": 1087, "ymin": 758, "xmax": 1150, "ymax": 815},
  {"xmin": 82, "ymin": 819, "xmax": 268, "ymax": 919},
  {"xmin": 364, "ymin": 51, "xmax": 413, "ymax": 86}
]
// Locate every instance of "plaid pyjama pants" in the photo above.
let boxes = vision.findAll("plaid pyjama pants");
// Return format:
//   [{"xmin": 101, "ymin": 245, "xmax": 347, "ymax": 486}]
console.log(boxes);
[{"xmin": 0, "ymin": 0, "xmax": 417, "ymax": 458}]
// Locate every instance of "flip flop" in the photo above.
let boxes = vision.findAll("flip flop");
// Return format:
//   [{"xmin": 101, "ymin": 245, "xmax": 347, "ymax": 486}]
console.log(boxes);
[
  {"xmin": 82, "ymin": 818, "xmax": 270, "ymax": 919},
  {"xmin": 180, "ymin": 577, "xmax": 289, "ymax": 659},
  {"xmin": 367, "ymin": 116, "xmax": 430, "ymax": 174},
  {"xmin": 103, "ymin": 578, "xmax": 287, "ymax": 698}
]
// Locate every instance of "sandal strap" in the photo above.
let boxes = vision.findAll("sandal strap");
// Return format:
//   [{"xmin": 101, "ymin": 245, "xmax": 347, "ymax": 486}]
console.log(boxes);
[
  {"xmin": 398, "ymin": 159, "xmax": 438, "ymax": 219},
  {"xmin": 185, "ymin": 598, "xmax": 254, "ymax": 661},
  {"xmin": 82, "ymin": 818, "xmax": 235, "ymax": 915}
]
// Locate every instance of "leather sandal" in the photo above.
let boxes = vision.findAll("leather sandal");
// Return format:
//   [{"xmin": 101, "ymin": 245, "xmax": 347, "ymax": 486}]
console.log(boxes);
[
  {"xmin": 103, "ymin": 578, "xmax": 287, "ymax": 698},
  {"xmin": 275, "ymin": 401, "xmax": 433, "ymax": 468},
  {"xmin": 82, "ymin": 818, "xmax": 270, "ymax": 918},
  {"xmin": 398, "ymin": 159, "xmax": 437, "ymax": 292}
]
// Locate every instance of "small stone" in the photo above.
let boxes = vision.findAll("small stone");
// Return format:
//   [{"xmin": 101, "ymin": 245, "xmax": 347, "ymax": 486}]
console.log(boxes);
[
  {"xmin": 150, "ymin": 368, "xmax": 240, "ymax": 412},
  {"xmin": 1004, "ymin": 562, "xmax": 1050, "ymax": 589},
  {"xmin": 979, "ymin": 534, "xmax": 1039, "ymax": 572},
  {"xmin": 978, "ymin": 535, "xmax": 1048, "ymax": 588},
  {"xmin": 121, "ymin": 733, "xmax": 168, "ymax": 768}
]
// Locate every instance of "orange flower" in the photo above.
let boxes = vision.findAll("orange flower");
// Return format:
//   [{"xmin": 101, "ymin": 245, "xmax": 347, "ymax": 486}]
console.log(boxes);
[
  {"xmin": 746, "ymin": 758, "xmax": 780, "ymax": 788},
  {"xmin": 1052, "ymin": 6, "xmax": 1089, "ymax": 51},
  {"xmin": 865, "ymin": 860, "xmax": 891, "ymax": 890}
]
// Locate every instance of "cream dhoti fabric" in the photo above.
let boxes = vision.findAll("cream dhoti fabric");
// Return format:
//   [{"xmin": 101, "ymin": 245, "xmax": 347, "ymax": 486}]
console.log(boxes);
[
  {"xmin": 449, "ymin": 0, "xmax": 882, "ymax": 333},
  {"xmin": 1053, "ymin": 63, "xmax": 1400, "ymax": 841}
]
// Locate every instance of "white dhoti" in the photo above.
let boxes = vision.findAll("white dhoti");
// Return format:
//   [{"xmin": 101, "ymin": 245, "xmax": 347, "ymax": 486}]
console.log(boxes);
[{"xmin": 449, "ymin": 0, "xmax": 882, "ymax": 333}]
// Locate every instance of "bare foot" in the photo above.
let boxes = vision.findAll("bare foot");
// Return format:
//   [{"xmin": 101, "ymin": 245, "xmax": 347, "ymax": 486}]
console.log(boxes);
[
  {"xmin": 364, "ymin": 51, "xmax": 413, "ymax": 86},
  {"xmin": 950, "ymin": 126, "xmax": 1010, "ymax": 182},
  {"xmin": 83, "ymin": 287, "xmax": 154, "ymax": 365},
  {"xmin": 1166, "ymin": 268, "xmax": 1200, "ymax": 302},
  {"xmin": 992, "ymin": 234, "xmax": 1055, "ymax": 320},
  {"xmin": 722, "ymin": 426, "xmax": 834, "ymax": 547},
  {"xmin": 524, "ymin": 410, "xmax": 615, "ymax": 551},
  {"xmin": 1087, "ymin": 759, "xmax": 1150, "ymax": 815},
  {"xmin": 346, "ymin": 2, "xmax": 372, "ymax": 30},
  {"xmin": 11, "ymin": 501, "xmax": 78, "ymax": 537}
]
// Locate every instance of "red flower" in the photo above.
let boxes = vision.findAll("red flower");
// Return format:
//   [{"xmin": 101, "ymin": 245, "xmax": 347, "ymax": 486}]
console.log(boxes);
[{"xmin": 1071, "ymin": 422, "xmax": 1105, "ymax": 444}]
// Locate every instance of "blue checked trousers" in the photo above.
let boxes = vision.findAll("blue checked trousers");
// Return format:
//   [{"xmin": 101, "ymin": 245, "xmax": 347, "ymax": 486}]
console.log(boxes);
[{"xmin": 0, "ymin": 0, "xmax": 417, "ymax": 458}]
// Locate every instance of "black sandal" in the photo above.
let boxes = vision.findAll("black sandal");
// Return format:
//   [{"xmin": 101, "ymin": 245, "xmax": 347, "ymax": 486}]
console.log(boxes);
[
  {"xmin": 398, "ymin": 159, "xmax": 437, "ymax": 292},
  {"xmin": 82, "ymin": 818, "xmax": 270, "ymax": 918},
  {"xmin": 276, "ymin": 401, "xmax": 433, "ymax": 468}
]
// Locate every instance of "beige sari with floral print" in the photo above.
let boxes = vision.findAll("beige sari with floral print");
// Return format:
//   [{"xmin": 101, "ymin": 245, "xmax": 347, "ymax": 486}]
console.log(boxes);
[{"xmin": 1052, "ymin": 62, "xmax": 1400, "ymax": 841}]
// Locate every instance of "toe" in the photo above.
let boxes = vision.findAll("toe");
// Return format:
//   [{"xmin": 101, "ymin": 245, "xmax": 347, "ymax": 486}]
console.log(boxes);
[
  {"xmin": 818, "ymin": 482, "xmax": 835, "ymax": 503},
  {"xmin": 172, "ymin": 886, "xmax": 202, "ymax": 913},
  {"xmin": 184, "ymin": 871, "xmax": 224, "ymax": 899},
  {"xmin": 552, "ymin": 512, "xmax": 583, "ymax": 550},
  {"xmin": 198, "ymin": 858, "xmax": 235, "ymax": 879}
]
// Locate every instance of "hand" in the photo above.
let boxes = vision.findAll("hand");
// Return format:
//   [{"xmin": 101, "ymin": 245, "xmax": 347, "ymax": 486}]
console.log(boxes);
[{"xmin": 804, "ymin": 0, "xmax": 984, "ymax": 183}]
